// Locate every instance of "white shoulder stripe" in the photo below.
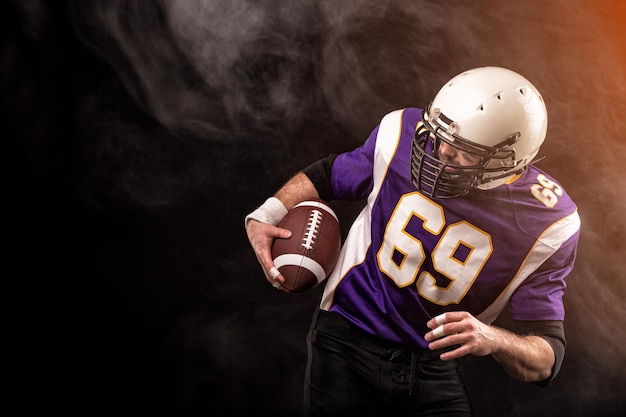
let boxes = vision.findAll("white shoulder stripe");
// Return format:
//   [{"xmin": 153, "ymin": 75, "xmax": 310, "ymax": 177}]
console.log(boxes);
[
  {"xmin": 478, "ymin": 210, "xmax": 581, "ymax": 324},
  {"xmin": 320, "ymin": 110, "xmax": 406, "ymax": 310},
  {"xmin": 370, "ymin": 109, "xmax": 405, "ymax": 202},
  {"xmin": 539, "ymin": 209, "xmax": 581, "ymax": 249}
]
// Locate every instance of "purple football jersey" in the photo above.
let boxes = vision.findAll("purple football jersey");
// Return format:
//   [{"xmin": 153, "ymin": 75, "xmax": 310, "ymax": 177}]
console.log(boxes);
[{"xmin": 321, "ymin": 108, "xmax": 580, "ymax": 349}]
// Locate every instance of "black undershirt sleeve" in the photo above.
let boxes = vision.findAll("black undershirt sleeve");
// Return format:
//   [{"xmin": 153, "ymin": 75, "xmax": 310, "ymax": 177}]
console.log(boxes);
[
  {"xmin": 301, "ymin": 154, "xmax": 338, "ymax": 203},
  {"xmin": 511, "ymin": 320, "xmax": 566, "ymax": 387}
]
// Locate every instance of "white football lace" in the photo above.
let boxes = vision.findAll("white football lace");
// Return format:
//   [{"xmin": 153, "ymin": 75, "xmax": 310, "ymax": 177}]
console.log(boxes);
[{"xmin": 301, "ymin": 210, "xmax": 322, "ymax": 250}]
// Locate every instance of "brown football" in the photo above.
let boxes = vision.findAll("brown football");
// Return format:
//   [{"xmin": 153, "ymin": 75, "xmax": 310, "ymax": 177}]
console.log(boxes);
[{"xmin": 271, "ymin": 199, "xmax": 341, "ymax": 293}]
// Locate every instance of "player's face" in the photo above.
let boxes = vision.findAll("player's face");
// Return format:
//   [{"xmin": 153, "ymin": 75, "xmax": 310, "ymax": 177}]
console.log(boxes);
[{"xmin": 438, "ymin": 141, "xmax": 482, "ymax": 168}]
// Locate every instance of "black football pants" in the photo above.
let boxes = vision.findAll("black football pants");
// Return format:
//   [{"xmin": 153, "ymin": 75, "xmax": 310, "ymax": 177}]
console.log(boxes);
[{"xmin": 304, "ymin": 309, "xmax": 472, "ymax": 417}]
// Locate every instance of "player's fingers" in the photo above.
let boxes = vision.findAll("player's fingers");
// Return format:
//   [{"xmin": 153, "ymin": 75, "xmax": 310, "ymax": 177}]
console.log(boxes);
[
  {"xmin": 272, "ymin": 225, "xmax": 292, "ymax": 240},
  {"xmin": 427, "ymin": 312, "xmax": 448, "ymax": 329},
  {"xmin": 425, "ymin": 324, "xmax": 447, "ymax": 341},
  {"xmin": 427, "ymin": 311, "xmax": 472, "ymax": 329},
  {"xmin": 268, "ymin": 266, "xmax": 286, "ymax": 284},
  {"xmin": 247, "ymin": 221, "xmax": 289, "ymax": 248},
  {"xmin": 251, "ymin": 234, "xmax": 276, "ymax": 267},
  {"xmin": 432, "ymin": 324, "xmax": 445, "ymax": 339},
  {"xmin": 268, "ymin": 266, "xmax": 280, "ymax": 280},
  {"xmin": 425, "ymin": 321, "xmax": 467, "ymax": 343},
  {"xmin": 438, "ymin": 343, "xmax": 471, "ymax": 361},
  {"xmin": 440, "ymin": 311, "xmax": 471, "ymax": 323},
  {"xmin": 265, "ymin": 265, "xmax": 285, "ymax": 285}
]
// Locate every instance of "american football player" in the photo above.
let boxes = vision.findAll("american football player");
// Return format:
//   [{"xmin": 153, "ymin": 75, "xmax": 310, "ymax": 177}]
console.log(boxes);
[{"xmin": 246, "ymin": 66, "xmax": 580, "ymax": 416}]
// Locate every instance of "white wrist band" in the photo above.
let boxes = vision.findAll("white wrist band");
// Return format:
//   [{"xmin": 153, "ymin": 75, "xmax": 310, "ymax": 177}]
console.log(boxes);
[{"xmin": 244, "ymin": 197, "xmax": 288, "ymax": 227}]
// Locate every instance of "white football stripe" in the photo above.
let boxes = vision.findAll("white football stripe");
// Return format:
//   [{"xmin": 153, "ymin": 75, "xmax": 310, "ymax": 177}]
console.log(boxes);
[
  {"xmin": 293, "ymin": 200, "xmax": 338, "ymax": 222},
  {"xmin": 274, "ymin": 254, "xmax": 326, "ymax": 283}
]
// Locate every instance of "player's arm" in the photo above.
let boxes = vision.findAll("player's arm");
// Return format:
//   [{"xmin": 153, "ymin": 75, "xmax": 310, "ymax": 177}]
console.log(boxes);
[
  {"xmin": 244, "ymin": 157, "xmax": 335, "ymax": 287},
  {"xmin": 504, "ymin": 319, "xmax": 566, "ymax": 386},
  {"xmin": 275, "ymin": 172, "xmax": 320, "ymax": 209},
  {"xmin": 425, "ymin": 312, "xmax": 564, "ymax": 383}
]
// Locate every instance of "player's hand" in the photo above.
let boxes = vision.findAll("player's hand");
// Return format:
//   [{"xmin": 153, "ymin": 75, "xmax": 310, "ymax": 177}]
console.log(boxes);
[
  {"xmin": 245, "ymin": 219, "xmax": 292, "ymax": 289},
  {"xmin": 424, "ymin": 311, "xmax": 500, "ymax": 360}
]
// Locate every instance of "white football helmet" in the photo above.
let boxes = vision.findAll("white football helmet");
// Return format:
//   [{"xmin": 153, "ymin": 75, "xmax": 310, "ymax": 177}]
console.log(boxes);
[{"xmin": 411, "ymin": 66, "xmax": 548, "ymax": 198}]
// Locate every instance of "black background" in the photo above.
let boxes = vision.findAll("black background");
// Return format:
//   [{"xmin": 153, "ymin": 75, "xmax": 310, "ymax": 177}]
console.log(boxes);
[{"xmin": 4, "ymin": 1, "xmax": 625, "ymax": 415}]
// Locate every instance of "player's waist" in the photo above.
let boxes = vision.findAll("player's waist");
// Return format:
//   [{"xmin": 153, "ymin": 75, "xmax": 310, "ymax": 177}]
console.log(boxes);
[{"xmin": 314, "ymin": 309, "xmax": 448, "ymax": 361}]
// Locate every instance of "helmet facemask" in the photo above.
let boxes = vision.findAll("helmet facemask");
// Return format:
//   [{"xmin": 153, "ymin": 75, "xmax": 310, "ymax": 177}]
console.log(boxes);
[{"xmin": 411, "ymin": 103, "xmax": 523, "ymax": 199}]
